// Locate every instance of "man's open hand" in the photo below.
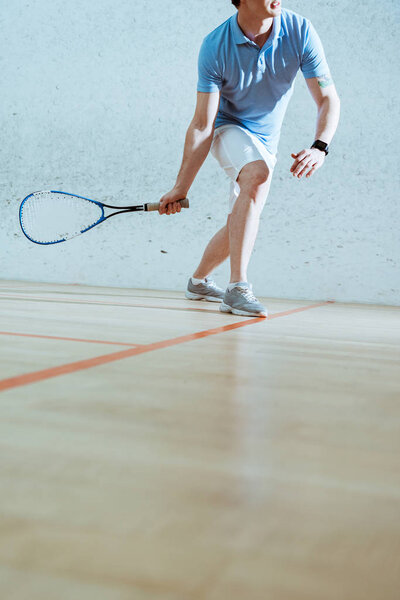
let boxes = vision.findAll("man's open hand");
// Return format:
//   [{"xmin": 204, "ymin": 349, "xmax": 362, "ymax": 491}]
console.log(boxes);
[
  {"xmin": 290, "ymin": 148, "xmax": 325, "ymax": 179},
  {"xmin": 158, "ymin": 188, "xmax": 186, "ymax": 215}
]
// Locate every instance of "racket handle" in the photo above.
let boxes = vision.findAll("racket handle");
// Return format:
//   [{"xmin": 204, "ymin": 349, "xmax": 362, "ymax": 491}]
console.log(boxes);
[{"xmin": 145, "ymin": 198, "xmax": 189, "ymax": 212}]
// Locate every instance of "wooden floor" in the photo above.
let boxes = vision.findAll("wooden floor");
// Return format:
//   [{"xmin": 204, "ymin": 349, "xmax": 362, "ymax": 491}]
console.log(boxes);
[{"xmin": 0, "ymin": 280, "xmax": 399, "ymax": 600}]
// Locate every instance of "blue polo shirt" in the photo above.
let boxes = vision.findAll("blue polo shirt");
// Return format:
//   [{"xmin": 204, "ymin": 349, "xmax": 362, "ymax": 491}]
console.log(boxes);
[{"xmin": 197, "ymin": 8, "xmax": 331, "ymax": 155}]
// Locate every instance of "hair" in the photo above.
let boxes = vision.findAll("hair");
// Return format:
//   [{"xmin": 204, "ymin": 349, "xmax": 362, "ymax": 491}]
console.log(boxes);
[{"xmin": 231, "ymin": 0, "xmax": 240, "ymax": 7}]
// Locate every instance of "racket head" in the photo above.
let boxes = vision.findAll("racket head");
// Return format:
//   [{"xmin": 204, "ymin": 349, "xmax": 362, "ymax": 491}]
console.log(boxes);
[{"xmin": 19, "ymin": 190, "xmax": 105, "ymax": 244}]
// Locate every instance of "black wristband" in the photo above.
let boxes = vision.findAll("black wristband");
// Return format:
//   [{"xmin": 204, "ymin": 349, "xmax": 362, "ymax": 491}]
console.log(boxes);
[{"xmin": 311, "ymin": 139, "xmax": 329, "ymax": 155}]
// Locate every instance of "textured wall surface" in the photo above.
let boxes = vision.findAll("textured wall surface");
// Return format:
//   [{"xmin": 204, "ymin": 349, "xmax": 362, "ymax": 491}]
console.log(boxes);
[{"xmin": 1, "ymin": 0, "xmax": 399, "ymax": 304}]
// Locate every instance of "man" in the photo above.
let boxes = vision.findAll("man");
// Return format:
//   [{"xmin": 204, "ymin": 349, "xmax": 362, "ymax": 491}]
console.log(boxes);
[{"xmin": 159, "ymin": 0, "xmax": 340, "ymax": 317}]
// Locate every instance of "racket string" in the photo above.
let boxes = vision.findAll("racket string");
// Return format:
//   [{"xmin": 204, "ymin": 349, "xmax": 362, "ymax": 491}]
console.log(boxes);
[{"xmin": 20, "ymin": 192, "xmax": 104, "ymax": 244}]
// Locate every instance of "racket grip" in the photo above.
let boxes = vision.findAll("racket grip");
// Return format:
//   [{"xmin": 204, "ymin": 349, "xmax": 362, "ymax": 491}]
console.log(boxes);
[{"xmin": 145, "ymin": 198, "xmax": 189, "ymax": 212}]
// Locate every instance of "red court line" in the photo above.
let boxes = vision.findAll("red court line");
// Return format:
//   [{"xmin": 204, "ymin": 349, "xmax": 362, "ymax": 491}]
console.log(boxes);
[
  {"xmin": 0, "ymin": 331, "xmax": 141, "ymax": 347},
  {"xmin": 268, "ymin": 300, "xmax": 334, "ymax": 319},
  {"xmin": 0, "ymin": 301, "xmax": 332, "ymax": 393}
]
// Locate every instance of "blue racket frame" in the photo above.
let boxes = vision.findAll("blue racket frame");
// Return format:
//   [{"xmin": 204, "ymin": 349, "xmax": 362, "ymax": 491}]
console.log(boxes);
[{"xmin": 19, "ymin": 191, "xmax": 106, "ymax": 245}]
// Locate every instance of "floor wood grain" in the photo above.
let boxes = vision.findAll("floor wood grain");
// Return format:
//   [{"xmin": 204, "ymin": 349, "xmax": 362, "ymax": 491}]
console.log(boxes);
[{"xmin": 0, "ymin": 281, "xmax": 399, "ymax": 600}]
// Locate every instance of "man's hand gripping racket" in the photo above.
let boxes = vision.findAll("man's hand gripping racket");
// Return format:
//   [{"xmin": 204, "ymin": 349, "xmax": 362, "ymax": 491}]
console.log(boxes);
[{"xmin": 158, "ymin": 187, "xmax": 188, "ymax": 215}]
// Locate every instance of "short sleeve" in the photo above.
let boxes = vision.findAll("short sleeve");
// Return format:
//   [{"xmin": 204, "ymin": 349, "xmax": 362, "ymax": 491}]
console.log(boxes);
[
  {"xmin": 300, "ymin": 21, "xmax": 331, "ymax": 79},
  {"xmin": 197, "ymin": 38, "xmax": 223, "ymax": 93}
]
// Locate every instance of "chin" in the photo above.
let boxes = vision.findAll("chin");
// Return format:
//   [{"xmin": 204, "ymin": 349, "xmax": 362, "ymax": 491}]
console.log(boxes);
[{"xmin": 266, "ymin": 9, "xmax": 281, "ymax": 17}]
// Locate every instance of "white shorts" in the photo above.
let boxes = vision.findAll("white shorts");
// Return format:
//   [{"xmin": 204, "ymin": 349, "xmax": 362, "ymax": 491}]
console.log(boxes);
[{"xmin": 210, "ymin": 124, "xmax": 277, "ymax": 213}]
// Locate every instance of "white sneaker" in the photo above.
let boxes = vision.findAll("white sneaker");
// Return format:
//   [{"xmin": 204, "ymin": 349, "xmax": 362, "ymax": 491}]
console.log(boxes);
[
  {"xmin": 220, "ymin": 283, "xmax": 268, "ymax": 317},
  {"xmin": 185, "ymin": 277, "xmax": 225, "ymax": 302}
]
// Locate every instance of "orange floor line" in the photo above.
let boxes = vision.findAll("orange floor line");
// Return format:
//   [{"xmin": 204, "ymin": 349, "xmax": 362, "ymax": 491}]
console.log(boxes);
[{"xmin": 0, "ymin": 301, "xmax": 332, "ymax": 393}]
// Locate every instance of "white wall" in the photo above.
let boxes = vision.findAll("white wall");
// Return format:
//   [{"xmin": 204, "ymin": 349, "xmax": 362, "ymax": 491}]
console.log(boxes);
[{"xmin": 1, "ymin": 0, "xmax": 399, "ymax": 304}]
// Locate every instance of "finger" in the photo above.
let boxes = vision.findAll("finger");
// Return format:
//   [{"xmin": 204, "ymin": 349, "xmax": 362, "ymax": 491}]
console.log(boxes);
[
  {"xmin": 293, "ymin": 154, "xmax": 312, "ymax": 176},
  {"xmin": 290, "ymin": 153, "xmax": 300, "ymax": 171},
  {"xmin": 296, "ymin": 149, "xmax": 307, "ymax": 160},
  {"xmin": 297, "ymin": 160, "xmax": 314, "ymax": 178},
  {"xmin": 290, "ymin": 161, "xmax": 303, "ymax": 173},
  {"xmin": 290, "ymin": 152, "xmax": 309, "ymax": 172},
  {"xmin": 176, "ymin": 202, "xmax": 182, "ymax": 213},
  {"xmin": 306, "ymin": 165, "xmax": 317, "ymax": 178}
]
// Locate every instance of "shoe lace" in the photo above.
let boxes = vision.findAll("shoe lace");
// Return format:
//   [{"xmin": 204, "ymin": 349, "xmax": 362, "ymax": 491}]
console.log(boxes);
[
  {"xmin": 205, "ymin": 278, "xmax": 218, "ymax": 289},
  {"xmin": 236, "ymin": 286, "xmax": 257, "ymax": 302}
]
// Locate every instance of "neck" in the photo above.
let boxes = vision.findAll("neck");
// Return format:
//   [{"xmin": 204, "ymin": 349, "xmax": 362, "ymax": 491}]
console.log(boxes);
[{"xmin": 237, "ymin": 9, "xmax": 274, "ymax": 47}]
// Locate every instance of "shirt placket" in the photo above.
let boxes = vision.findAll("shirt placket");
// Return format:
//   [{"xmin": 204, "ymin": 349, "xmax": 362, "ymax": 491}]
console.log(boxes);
[{"xmin": 248, "ymin": 38, "xmax": 273, "ymax": 74}]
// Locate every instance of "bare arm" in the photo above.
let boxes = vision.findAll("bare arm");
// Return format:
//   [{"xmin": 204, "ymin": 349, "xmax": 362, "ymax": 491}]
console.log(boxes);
[
  {"xmin": 159, "ymin": 91, "xmax": 220, "ymax": 215},
  {"xmin": 290, "ymin": 74, "xmax": 341, "ymax": 179},
  {"xmin": 306, "ymin": 74, "xmax": 341, "ymax": 144}
]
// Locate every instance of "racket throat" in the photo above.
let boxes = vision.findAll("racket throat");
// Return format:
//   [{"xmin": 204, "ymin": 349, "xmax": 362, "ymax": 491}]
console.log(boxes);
[{"xmin": 104, "ymin": 206, "xmax": 144, "ymax": 219}]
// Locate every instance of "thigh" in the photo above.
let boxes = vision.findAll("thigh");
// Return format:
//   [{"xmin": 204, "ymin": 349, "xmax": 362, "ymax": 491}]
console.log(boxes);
[
  {"xmin": 211, "ymin": 125, "xmax": 276, "ymax": 182},
  {"xmin": 211, "ymin": 125, "xmax": 276, "ymax": 214}
]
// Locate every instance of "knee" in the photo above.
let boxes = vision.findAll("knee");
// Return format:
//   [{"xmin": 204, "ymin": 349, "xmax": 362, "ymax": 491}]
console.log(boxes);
[{"xmin": 237, "ymin": 165, "xmax": 270, "ymax": 199}]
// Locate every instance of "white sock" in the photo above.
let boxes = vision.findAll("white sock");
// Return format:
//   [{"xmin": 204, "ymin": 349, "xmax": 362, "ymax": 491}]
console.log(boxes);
[
  {"xmin": 227, "ymin": 281, "xmax": 248, "ymax": 291},
  {"xmin": 191, "ymin": 276, "xmax": 206, "ymax": 285}
]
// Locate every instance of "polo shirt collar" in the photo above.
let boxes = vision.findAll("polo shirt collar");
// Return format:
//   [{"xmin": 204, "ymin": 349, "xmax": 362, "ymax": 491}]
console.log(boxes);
[{"xmin": 231, "ymin": 12, "xmax": 283, "ymax": 46}]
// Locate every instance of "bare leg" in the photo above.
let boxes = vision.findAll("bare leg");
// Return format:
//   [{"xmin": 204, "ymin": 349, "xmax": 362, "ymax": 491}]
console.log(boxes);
[
  {"xmin": 228, "ymin": 160, "xmax": 272, "ymax": 283},
  {"xmin": 192, "ymin": 160, "xmax": 272, "ymax": 281},
  {"xmin": 192, "ymin": 224, "xmax": 230, "ymax": 279}
]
